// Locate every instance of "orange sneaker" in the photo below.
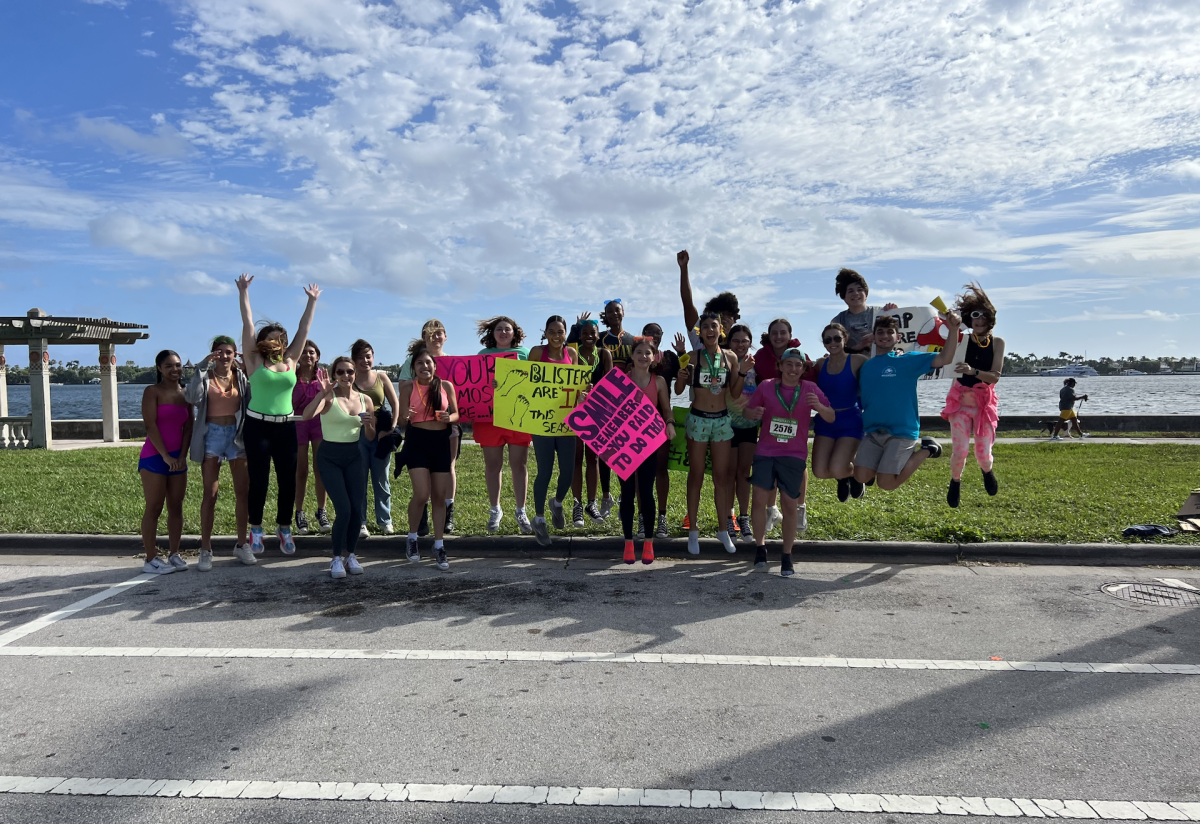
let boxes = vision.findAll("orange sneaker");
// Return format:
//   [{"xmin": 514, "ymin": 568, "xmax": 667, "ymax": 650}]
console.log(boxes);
[
  {"xmin": 641, "ymin": 541, "xmax": 655, "ymax": 565},
  {"xmin": 682, "ymin": 514, "xmax": 691, "ymax": 530},
  {"xmin": 623, "ymin": 540, "xmax": 635, "ymax": 565}
]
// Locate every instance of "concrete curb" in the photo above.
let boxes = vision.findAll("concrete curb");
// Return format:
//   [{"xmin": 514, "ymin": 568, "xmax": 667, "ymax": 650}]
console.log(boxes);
[{"xmin": 0, "ymin": 533, "xmax": 1195, "ymax": 567}]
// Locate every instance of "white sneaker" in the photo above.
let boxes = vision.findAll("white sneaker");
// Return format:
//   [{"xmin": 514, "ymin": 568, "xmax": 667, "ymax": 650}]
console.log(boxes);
[
  {"xmin": 717, "ymin": 531, "xmax": 736, "ymax": 554},
  {"xmin": 599, "ymin": 496, "xmax": 615, "ymax": 520},
  {"xmin": 330, "ymin": 556, "xmax": 347, "ymax": 579},
  {"xmin": 1050, "ymin": 435, "xmax": 1062, "ymax": 441},
  {"xmin": 233, "ymin": 543, "xmax": 257, "ymax": 566},
  {"xmin": 487, "ymin": 506, "xmax": 503, "ymax": 534},
  {"xmin": 381, "ymin": 522, "xmax": 395, "ymax": 535},
  {"xmin": 359, "ymin": 524, "xmax": 370, "ymax": 539},
  {"xmin": 797, "ymin": 504, "xmax": 808, "ymax": 534},
  {"xmin": 764, "ymin": 505, "xmax": 783, "ymax": 534},
  {"xmin": 346, "ymin": 554, "xmax": 364, "ymax": 575},
  {"xmin": 167, "ymin": 552, "xmax": 188, "ymax": 571},
  {"xmin": 687, "ymin": 530, "xmax": 700, "ymax": 556},
  {"xmin": 142, "ymin": 557, "xmax": 175, "ymax": 575},
  {"xmin": 516, "ymin": 510, "xmax": 533, "ymax": 535},
  {"xmin": 197, "ymin": 550, "xmax": 213, "ymax": 572}
]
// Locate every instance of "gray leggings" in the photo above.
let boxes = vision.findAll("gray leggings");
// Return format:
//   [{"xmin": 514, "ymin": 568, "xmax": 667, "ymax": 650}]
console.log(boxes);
[
  {"xmin": 532, "ymin": 435, "xmax": 576, "ymax": 516},
  {"xmin": 317, "ymin": 440, "xmax": 366, "ymax": 557}
]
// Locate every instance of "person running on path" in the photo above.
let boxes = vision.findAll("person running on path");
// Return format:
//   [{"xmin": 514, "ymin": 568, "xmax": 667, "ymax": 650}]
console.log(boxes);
[
  {"xmin": 941, "ymin": 284, "xmax": 1004, "ymax": 507},
  {"xmin": 293, "ymin": 341, "xmax": 330, "ymax": 537},
  {"xmin": 138, "ymin": 350, "xmax": 194, "ymax": 575},
  {"xmin": 528, "ymin": 316, "xmax": 581, "ymax": 546},
  {"xmin": 644, "ymin": 323, "xmax": 687, "ymax": 540},
  {"xmin": 185, "ymin": 336, "xmax": 253, "ymax": 569},
  {"xmin": 237, "ymin": 274, "xmax": 320, "ymax": 556},
  {"xmin": 726, "ymin": 324, "xmax": 760, "ymax": 542},
  {"xmin": 476, "ymin": 315, "xmax": 533, "ymax": 535},
  {"xmin": 675, "ymin": 311, "xmax": 752, "ymax": 555},
  {"xmin": 571, "ymin": 316, "xmax": 614, "ymax": 526},
  {"xmin": 396, "ymin": 341, "xmax": 459, "ymax": 570},
  {"xmin": 1051, "ymin": 378, "xmax": 1090, "ymax": 440},
  {"xmin": 616, "ymin": 337, "xmax": 676, "ymax": 564},
  {"xmin": 810, "ymin": 323, "xmax": 868, "ymax": 503},
  {"xmin": 351, "ymin": 339, "xmax": 401, "ymax": 537},
  {"xmin": 854, "ymin": 312, "xmax": 960, "ymax": 490},
  {"xmin": 829, "ymin": 269, "xmax": 898, "ymax": 355},
  {"xmin": 742, "ymin": 348, "xmax": 834, "ymax": 577},
  {"xmin": 301, "ymin": 356, "xmax": 375, "ymax": 579}
]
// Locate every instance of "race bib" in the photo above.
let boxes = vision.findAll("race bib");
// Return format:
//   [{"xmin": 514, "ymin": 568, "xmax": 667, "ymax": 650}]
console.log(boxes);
[
  {"xmin": 769, "ymin": 418, "xmax": 798, "ymax": 441},
  {"xmin": 698, "ymin": 370, "xmax": 726, "ymax": 388}
]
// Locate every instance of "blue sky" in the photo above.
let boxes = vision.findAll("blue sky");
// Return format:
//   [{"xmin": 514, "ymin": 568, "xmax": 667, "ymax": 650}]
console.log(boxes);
[{"xmin": 2, "ymin": 0, "xmax": 1199, "ymax": 366}]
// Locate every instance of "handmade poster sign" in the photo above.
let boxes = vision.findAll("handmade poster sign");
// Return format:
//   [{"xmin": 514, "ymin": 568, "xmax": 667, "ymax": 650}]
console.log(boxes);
[
  {"xmin": 434, "ymin": 354, "xmax": 514, "ymax": 423},
  {"xmin": 881, "ymin": 303, "xmax": 966, "ymax": 372},
  {"xmin": 492, "ymin": 357, "xmax": 591, "ymax": 436},
  {"xmin": 566, "ymin": 370, "xmax": 669, "ymax": 480}
]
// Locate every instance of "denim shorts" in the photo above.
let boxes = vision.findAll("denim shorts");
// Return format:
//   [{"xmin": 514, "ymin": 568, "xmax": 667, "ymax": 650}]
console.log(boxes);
[{"xmin": 203, "ymin": 423, "xmax": 245, "ymax": 462}]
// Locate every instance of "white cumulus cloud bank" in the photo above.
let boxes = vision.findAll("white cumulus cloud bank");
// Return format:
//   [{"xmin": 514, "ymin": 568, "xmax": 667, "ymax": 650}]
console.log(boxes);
[{"xmin": 89, "ymin": 212, "xmax": 224, "ymax": 259}]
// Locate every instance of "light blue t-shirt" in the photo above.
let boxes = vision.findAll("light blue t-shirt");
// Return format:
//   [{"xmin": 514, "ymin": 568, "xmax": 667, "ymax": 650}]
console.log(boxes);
[{"xmin": 858, "ymin": 350, "xmax": 937, "ymax": 440}]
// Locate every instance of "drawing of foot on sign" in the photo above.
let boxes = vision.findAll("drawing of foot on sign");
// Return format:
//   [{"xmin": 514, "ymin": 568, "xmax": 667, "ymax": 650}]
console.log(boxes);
[
  {"xmin": 509, "ymin": 395, "xmax": 530, "ymax": 428},
  {"xmin": 498, "ymin": 368, "xmax": 529, "ymax": 397}
]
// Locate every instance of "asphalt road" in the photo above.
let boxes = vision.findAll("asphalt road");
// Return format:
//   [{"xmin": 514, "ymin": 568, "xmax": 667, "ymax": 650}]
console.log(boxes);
[{"xmin": 0, "ymin": 551, "xmax": 1197, "ymax": 824}]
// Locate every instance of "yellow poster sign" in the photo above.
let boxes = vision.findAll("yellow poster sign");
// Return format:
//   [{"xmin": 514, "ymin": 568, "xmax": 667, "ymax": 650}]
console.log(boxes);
[{"xmin": 493, "ymin": 357, "xmax": 592, "ymax": 436}]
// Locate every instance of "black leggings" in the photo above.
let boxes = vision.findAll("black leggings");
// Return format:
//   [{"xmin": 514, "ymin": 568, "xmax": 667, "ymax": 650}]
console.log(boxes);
[
  {"xmin": 532, "ymin": 435, "xmax": 576, "ymax": 516},
  {"xmin": 244, "ymin": 415, "xmax": 297, "ymax": 526},
  {"xmin": 317, "ymin": 440, "xmax": 365, "ymax": 557},
  {"xmin": 619, "ymin": 456, "xmax": 658, "ymax": 540}
]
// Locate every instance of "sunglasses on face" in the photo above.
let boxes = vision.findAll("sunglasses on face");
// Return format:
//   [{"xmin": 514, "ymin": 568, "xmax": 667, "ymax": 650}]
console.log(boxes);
[
  {"xmin": 822, "ymin": 336, "xmax": 843, "ymax": 344},
  {"xmin": 969, "ymin": 310, "xmax": 990, "ymax": 319},
  {"xmin": 335, "ymin": 369, "xmax": 354, "ymax": 376}
]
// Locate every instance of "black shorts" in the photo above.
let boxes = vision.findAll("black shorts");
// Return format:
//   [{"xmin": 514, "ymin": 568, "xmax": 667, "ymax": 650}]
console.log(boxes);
[
  {"xmin": 399, "ymin": 426, "xmax": 452, "ymax": 473},
  {"xmin": 731, "ymin": 424, "xmax": 760, "ymax": 447}
]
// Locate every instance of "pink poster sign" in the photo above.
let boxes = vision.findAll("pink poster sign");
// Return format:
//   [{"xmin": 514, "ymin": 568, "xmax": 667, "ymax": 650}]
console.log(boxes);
[
  {"xmin": 434, "ymin": 354, "xmax": 514, "ymax": 423},
  {"xmin": 566, "ymin": 369, "xmax": 668, "ymax": 480}
]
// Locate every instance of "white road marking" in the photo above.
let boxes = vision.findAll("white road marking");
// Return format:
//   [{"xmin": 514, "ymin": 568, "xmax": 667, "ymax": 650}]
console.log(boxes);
[
  {"xmin": 1155, "ymin": 579, "xmax": 1200, "ymax": 592},
  {"xmin": 0, "ymin": 644, "xmax": 1196, "ymax": 674},
  {"xmin": 0, "ymin": 573, "xmax": 152, "ymax": 648},
  {"xmin": 1, "ymin": 775, "xmax": 1198, "ymax": 819}
]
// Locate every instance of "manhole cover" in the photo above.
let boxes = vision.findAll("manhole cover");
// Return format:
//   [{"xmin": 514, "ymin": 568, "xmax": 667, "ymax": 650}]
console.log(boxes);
[{"xmin": 1101, "ymin": 583, "xmax": 1200, "ymax": 607}]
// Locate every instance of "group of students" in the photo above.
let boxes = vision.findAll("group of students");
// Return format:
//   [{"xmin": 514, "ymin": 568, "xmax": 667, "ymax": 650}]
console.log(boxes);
[{"xmin": 136, "ymin": 256, "xmax": 1006, "ymax": 579}]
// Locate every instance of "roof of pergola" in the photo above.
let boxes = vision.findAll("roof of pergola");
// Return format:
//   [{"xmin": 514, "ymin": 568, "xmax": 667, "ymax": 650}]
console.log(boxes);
[{"xmin": 0, "ymin": 316, "xmax": 149, "ymax": 346}]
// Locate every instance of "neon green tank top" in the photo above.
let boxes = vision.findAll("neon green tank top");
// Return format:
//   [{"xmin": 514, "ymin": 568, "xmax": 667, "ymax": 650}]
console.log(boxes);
[
  {"xmin": 321, "ymin": 391, "xmax": 366, "ymax": 443},
  {"xmin": 248, "ymin": 364, "xmax": 297, "ymax": 416}
]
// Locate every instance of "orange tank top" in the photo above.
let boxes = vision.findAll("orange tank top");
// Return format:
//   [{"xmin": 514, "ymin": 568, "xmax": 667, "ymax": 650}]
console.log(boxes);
[
  {"xmin": 207, "ymin": 373, "xmax": 240, "ymax": 418},
  {"xmin": 409, "ymin": 380, "xmax": 449, "ymax": 424}
]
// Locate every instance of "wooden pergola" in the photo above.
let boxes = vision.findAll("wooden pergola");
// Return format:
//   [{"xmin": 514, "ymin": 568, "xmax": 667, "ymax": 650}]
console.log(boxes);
[{"xmin": 0, "ymin": 309, "xmax": 149, "ymax": 449}]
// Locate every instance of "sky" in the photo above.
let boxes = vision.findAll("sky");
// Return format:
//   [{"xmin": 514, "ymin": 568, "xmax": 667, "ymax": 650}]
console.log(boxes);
[{"xmin": 1, "ymin": 0, "xmax": 1199, "ymax": 366}]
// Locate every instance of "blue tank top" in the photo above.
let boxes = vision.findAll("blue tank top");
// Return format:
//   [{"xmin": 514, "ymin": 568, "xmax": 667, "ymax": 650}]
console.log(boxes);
[{"xmin": 818, "ymin": 357, "xmax": 860, "ymax": 410}]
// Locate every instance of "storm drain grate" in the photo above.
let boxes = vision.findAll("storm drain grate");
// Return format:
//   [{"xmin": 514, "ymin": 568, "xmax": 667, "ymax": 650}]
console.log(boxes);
[{"xmin": 1101, "ymin": 582, "xmax": 1200, "ymax": 607}]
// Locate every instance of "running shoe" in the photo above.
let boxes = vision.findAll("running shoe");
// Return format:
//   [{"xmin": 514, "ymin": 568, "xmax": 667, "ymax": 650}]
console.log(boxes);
[
  {"xmin": 277, "ymin": 526, "xmax": 296, "ymax": 555},
  {"xmin": 849, "ymin": 478, "xmax": 866, "ymax": 499},
  {"xmin": 487, "ymin": 506, "xmax": 503, "ymax": 534},
  {"xmin": 687, "ymin": 530, "xmax": 700, "ymax": 555},
  {"xmin": 947, "ymin": 479, "xmax": 961, "ymax": 508},
  {"xmin": 295, "ymin": 510, "xmax": 310, "ymax": 535},
  {"xmin": 624, "ymin": 542, "xmax": 636, "ymax": 564},
  {"xmin": 551, "ymin": 499, "xmax": 566, "ymax": 530},
  {"xmin": 533, "ymin": 517, "xmax": 552, "ymax": 546},
  {"xmin": 436, "ymin": 547, "xmax": 449, "ymax": 571},
  {"xmin": 249, "ymin": 526, "xmax": 265, "ymax": 554},
  {"xmin": 655, "ymin": 514, "xmax": 669, "ymax": 540},
  {"xmin": 920, "ymin": 436, "xmax": 942, "ymax": 458},
  {"xmin": 330, "ymin": 556, "xmax": 347, "ymax": 579},
  {"xmin": 717, "ymin": 531, "xmax": 736, "ymax": 554},
  {"xmin": 584, "ymin": 501, "xmax": 602, "ymax": 522},
  {"xmin": 233, "ymin": 543, "xmax": 257, "ymax": 566},
  {"xmin": 572, "ymin": 500, "xmax": 585, "ymax": 528},
  {"xmin": 359, "ymin": 524, "xmax": 370, "ymax": 540},
  {"xmin": 444, "ymin": 501, "xmax": 456, "ymax": 534},
  {"xmin": 983, "ymin": 470, "xmax": 999, "ymax": 497},
  {"xmin": 1080, "ymin": 432, "xmax": 1091, "ymax": 439},
  {"xmin": 636, "ymin": 514, "xmax": 645, "ymax": 540},
  {"xmin": 381, "ymin": 522, "xmax": 395, "ymax": 536},
  {"xmin": 599, "ymin": 496, "xmax": 615, "ymax": 520},
  {"xmin": 764, "ymin": 506, "xmax": 783, "ymax": 534},
  {"xmin": 167, "ymin": 552, "xmax": 188, "ymax": 571},
  {"xmin": 797, "ymin": 505, "xmax": 808, "ymax": 534},
  {"xmin": 346, "ymin": 554, "xmax": 364, "ymax": 575},
  {"xmin": 142, "ymin": 557, "xmax": 175, "ymax": 575},
  {"xmin": 866, "ymin": 477, "xmax": 875, "ymax": 486},
  {"xmin": 641, "ymin": 543, "xmax": 655, "ymax": 565},
  {"xmin": 406, "ymin": 537, "xmax": 421, "ymax": 563},
  {"xmin": 754, "ymin": 547, "xmax": 768, "ymax": 570},
  {"xmin": 1050, "ymin": 435, "xmax": 1062, "ymax": 441},
  {"xmin": 837, "ymin": 477, "xmax": 851, "ymax": 503},
  {"xmin": 516, "ymin": 510, "xmax": 533, "ymax": 535},
  {"xmin": 780, "ymin": 555, "xmax": 795, "ymax": 578},
  {"xmin": 315, "ymin": 508, "xmax": 332, "ymax": 533},
  {"xmin": 682, "ymin": 514, "xmax": 691, "ymax": 530},
  {"xmin": 417, "ymin": 504, "xmax": 430, "ymax": 537},
  {"xmin": 737, "ymin": 514, "xmax": 753, "ymax": 542},
  {"xmin": 197, "ymin": 550, "xmax": 213, "ymax": 572}
]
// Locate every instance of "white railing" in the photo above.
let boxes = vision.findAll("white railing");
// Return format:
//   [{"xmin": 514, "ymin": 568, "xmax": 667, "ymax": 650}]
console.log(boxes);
[{"xmin": 0, "ymin": 416, "xmax": 33, "ymax": 449}]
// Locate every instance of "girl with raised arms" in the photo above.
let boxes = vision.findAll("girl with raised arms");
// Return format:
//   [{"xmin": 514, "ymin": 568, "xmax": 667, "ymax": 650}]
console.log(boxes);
[
  {"xmin": 810, "ymin": 323, "xmax": 868, "ymax": 503},
  {"xmin": 476, "ymin": 316, "xmax": 533, "ymax": 535},
  {"xmin": 527, "ymin": 315, "xmax": 581, "ymax": 546},
  {"xmin": 138, "ymin": 350, "xmax": 194, "ymax": 574}
]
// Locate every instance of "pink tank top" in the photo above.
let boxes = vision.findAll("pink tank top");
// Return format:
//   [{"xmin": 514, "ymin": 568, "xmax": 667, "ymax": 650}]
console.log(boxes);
[
  {"xmin": 141, "ymin": 403, "xmax": 189, "ymax": 457},
  {"xmin": 540, "ymin": 346, "xmax": 572, "ymax": 364},
  {"xmin": 292, "ymin": 377, "xmax": 322, "ymax": 416},
  {"xmin": 207, "ymin": 375, "xmax": 240, "ymax": 418},
  {"xmin": 409, "ymin": 380, "xmax": 449, "ymax": 424}
]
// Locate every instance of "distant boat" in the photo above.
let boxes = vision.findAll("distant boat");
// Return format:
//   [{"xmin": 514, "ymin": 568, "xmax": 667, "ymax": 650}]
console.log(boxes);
[
  {"xmin": 1120, "ymin": 369, "xmax": 1145, "ymax": 376},
  {"xmin": 1039, "ymin": 364, "xmax": 1099, "ymax": 377}
]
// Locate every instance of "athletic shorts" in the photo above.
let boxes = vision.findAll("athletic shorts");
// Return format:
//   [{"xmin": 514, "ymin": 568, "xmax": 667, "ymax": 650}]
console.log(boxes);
[
  {"xmin": 685, "ymin": 409, "xmax": 734, "ymax": 443},
  {"xmin": 399, "ymin": 426, "xmax": 453, "ymax": 473},
  {"xmin": 731, "ymin": 424, "xmax": 760, "ymax": 447},
  {"xmin": 1059, "ymin": 410, "xmax": 1077, "ymax": 420},
  {"xmin": 139, "ymin": 449, "xmax": 187, "ymax": 476},
  {"xmin": 296, "ymin": 416, "xmax": 323, "ymax": 447},
  {"xmin": 472, "ymin": 420, "xmax": 532, "ymax": 448},
  {"xmin": 203, "ymin": 422, "xmax": 245, "ymax": 462},
  {"xmin": 813, "ymin": 406, "xmax": 864, "ymax": 441},
  {"xmin": 751, "ymin": 455, "xmax": 806, "ymax": 500},
  {"xmin": 855, "ymin": 430, "xmax": 919, "ymax": 476}
]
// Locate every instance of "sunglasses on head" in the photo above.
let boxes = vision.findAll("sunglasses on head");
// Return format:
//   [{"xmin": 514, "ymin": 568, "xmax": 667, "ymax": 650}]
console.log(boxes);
[
  {"xmin": 604, "ymin": 298, "xmax": 622, "ymax": 306},
  {"xmin": 822, "ymin": 335, "xmax": 844, "ymax": 344},
  {"xmin": 580, "ymin": 319, "xmax": 599, "ymax": 327}
]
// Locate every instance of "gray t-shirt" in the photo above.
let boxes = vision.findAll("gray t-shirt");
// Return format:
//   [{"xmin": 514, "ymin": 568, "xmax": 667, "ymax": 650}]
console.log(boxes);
[
  {"xmin": 830, "ymin": 306, "xmax": 885, "ymax": 353},
  {"xmin": 1059, "ymin": 385, "xmax": 1079, "ymax": 411}
]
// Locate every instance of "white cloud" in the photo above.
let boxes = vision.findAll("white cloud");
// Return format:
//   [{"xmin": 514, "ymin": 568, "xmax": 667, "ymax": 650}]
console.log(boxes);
[
  {"xmin": 169, "ymin": 270, "xmax": 234, "ymax": 295},
  {"xmin": 89, "ymin": 212, "xmax": 224, "ymax": 259},
  {"xmin": 73, "ymin": 115, "xmax": 190, "ymax": 158},
  {"xmin": 961, "ymin": 265, "xmax": 990, "ymax": 277},
  {"xmin": 1032, "ymin": 309, "xmax": 1185, "ymax": 323},
  {"xmin": 137, "ymin": 49, "xmax": 158, "ymax": 58}
]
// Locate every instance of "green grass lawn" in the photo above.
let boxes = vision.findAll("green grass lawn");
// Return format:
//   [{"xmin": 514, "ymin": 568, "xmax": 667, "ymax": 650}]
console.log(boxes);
[
  {"xmin": 993, "ymin": 430, "xmax": 1200, "ymax": 439},
  {"xmin": 0, "ymin": 444, "xmax": 1197, "ymax": 544}
]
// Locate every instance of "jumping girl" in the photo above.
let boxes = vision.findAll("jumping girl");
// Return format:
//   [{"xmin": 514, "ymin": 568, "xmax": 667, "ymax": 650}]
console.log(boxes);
[
  {"xmin": 138, "ymin": 350, "xmax": 193, "ymax": 574},
  {"xmin": 810, "ymin": 323, "xmax": 868, "ymax": 502},
  {"xmin": 528, "ymin": 315, "xmax": 580, "ymax": 546},
  {"xmin": 941, "ymin": 283, "xmax": 1004, "ymax": 507},
  {"xmin": 397, "ymin": 341, "xmax": 459, "ymax": 571},
  {"xmin": 619, "ymin": 337, "xmax": 675, "ymax": 564},
  {"xmin": 293, "ymin": 341, "xmax": 330, "ymax": 536},
  {"xmin": 237, "ymin": 274, "xmax": 320, "ymax": 555},
  {"xmin": 302, "ymin": 355, "xmax": 375, "ymax": 578},
  {"xmin": 476, "ymin": 315, "xmax": 533, "ymax": 535},
  {"xmin": 352, "ymin": 338, "xmax": 401, "ymax": 537},
  {"xmin": 185, "ymin": 336, "xmax": 253, "ymax": 570},
  {"xmin": 571, "ymin": 316, "xmax": 614, "ymax": 526}
]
